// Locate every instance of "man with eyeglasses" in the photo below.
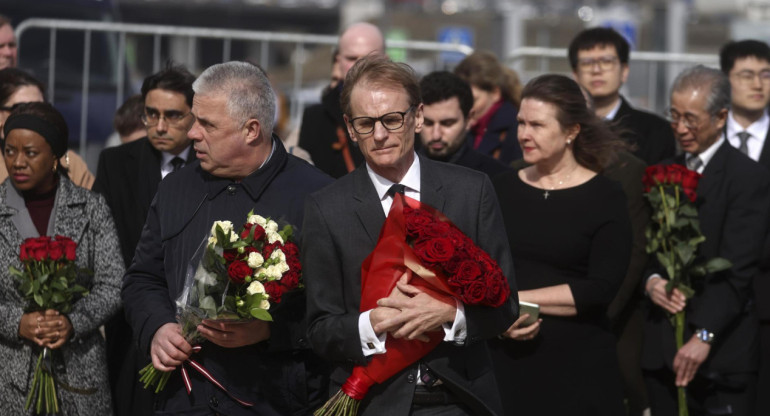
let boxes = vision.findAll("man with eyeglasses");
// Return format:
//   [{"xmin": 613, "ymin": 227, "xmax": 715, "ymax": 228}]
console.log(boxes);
[
  {"xmin": 303, "ymin": 55, "xmax": 517, "ymax": 416},
  {"xmin": 568, "ymin": 27, "xmax": 675, "ymax": 166},
  {"xmin": 721, "ymin": 39, "xmax": 770, "ymax": 416},
  {"xmin": 93, "ymin": 64, "xmax": 198, "ymax": 416},
  {"xmin": 643, "ymin": 65, "xmax": 770, "ymax": 416}
]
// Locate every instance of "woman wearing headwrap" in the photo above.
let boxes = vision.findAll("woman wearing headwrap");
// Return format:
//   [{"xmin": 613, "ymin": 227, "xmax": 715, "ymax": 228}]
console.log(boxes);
[{"xmin": 0, "ymin": 102, "xmax": 122, "ymax": 414}]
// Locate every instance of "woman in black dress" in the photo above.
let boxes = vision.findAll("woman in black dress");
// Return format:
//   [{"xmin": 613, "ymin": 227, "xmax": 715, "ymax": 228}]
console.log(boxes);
[{"xmin": 491, "ymin": 74, "xmax": 632, "ymax": 415}]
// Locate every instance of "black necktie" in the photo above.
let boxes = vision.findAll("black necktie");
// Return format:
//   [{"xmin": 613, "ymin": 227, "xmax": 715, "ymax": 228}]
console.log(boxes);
[
  {"xmin": 171, "ymin": 156, "xmax": 185, "ymax": 172},
  {"xmin": 387, "ymin": 184, "xmax": 406, "ymax": 197}
]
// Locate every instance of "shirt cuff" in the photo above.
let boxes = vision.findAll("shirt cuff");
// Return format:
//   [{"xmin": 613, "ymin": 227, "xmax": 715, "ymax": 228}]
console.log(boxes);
[
  {"xmin": 359, "ymin": 310, "xmax": 387, "ymax": 356},
  {"xmin": 442, "ymin": 299, "xmax": 466, "ymax": 344},
  {"xmin": 645, "ymin": 274, "xmax": 663, "ymax": 296}
]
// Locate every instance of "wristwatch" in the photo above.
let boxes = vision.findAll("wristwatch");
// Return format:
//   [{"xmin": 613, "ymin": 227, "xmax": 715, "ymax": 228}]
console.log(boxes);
[{"xmin": 695, "ymin": 328, "xmax": 714, "ymax": 344}]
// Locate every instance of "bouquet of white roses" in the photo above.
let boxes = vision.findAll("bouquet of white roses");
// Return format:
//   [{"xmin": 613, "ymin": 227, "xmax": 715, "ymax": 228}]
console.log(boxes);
[{"xmin": 139, "ymin": 211, "xmax": 303, "ymax": 393}]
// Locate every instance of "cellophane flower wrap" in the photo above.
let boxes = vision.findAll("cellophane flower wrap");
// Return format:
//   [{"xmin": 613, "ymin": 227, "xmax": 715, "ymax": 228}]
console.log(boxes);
[
  {"xmin": 9, "ymin": 235, "xmax": 91, "ymax": 415},
  {"xmin": 139, "ymin": 211, "xmax": 303, "ymax": 400},
  {"xmin": 315, "ymin": 193, "xmax": 510, "ymax": 416},
  {"xmin": 643, "ymin": 164, "xmax": 731, "ymax": 416}
]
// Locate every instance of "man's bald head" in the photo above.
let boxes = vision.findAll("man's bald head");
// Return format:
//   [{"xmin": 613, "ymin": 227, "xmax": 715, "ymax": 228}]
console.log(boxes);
[{"xmin": 337, "ymin": 22, "xmax": 385, "ymax": 80}]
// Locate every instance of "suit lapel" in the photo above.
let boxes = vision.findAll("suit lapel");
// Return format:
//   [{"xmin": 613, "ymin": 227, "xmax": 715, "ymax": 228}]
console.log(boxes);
[
  {"xmin": 136, "ymin": 139, "xmax": 162, "ymax": 209},
  {"xmin": 352, "ymin": 165, "xmax": 386, "ymax": 245},
  {"xmin": 758, "ymin": 123, "xmax": 770, "ymax": 170},
  {"xmin": 697, "ymin": 143, "xmax": 728, "ymax": 207},
  {"xmin": 419, "ymin": 157, "xmax": 446, "ymax": 213}
]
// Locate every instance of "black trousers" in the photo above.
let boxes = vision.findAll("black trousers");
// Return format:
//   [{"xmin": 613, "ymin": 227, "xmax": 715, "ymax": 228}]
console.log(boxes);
[{"xmin": 644, "ymin": 368, "xmax": 756, "ymax": 416}]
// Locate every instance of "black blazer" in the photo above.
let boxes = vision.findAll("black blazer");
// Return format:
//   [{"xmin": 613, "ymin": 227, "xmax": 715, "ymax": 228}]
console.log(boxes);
[
  {"xmin": 613, "ymin": 96, "xmax": 676, "ymax": 166},
  {"xmin": 93, "ymin": 137, "xmax": 196, "ymax": 267},
  {"xmin": 303, "ymin": 156, "xmax": 518, "ymax": 416},
  {"xmin": 642, "ymin": 143, "xmax": 770, "ymax": 374}
]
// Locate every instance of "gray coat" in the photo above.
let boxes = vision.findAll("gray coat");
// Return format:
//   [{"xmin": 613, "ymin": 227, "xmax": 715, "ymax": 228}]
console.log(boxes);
[{"xmin": 0, "ymin": 176, "xmax": 123, "ymax": 415}]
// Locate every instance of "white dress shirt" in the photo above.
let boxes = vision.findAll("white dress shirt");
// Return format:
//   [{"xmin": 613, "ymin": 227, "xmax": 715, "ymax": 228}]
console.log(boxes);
[
  {"xmin": 159, "ymin": 147, "xmax": 191, "ymax": 179},
  {"xmin": 358, "ymin": 154, "xmax": 467, "ymax": 357},
  {"xmin": 726, "ymin": 110, "xmax": 769, "ymax": 162}
]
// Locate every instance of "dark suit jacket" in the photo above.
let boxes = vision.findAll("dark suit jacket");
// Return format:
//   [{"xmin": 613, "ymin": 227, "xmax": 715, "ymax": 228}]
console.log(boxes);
[
  {"xmin": 93, "ymin": 137, "xmax": 196, "ymax": 416},
  {"xmin": 419, "ymin": 142, "xmax": 511, "ymax": 178},
  {"xmin": 642, "ymin": 143, "xmax": 770, "ymax": 374},
  {"xmin": 750, "ymin": 123, "xmax": 770, "ymax": 322},
  {"xmin": 122, "ymin": 139, "xmax": 333, "ymax": 415},
  {"xmin": 298, "ymin": 85, "xmax": 364, "ymax": 178},
  {"xmin": 303, "ymin": 156, "xmax": 518, "ymax": 416},
  {"xmin": 613, "ymin": 96, "xmax": 676, "ymax": 166},
  {"xmin": 93, "ymin": 137, "xmax": 196, "ymax": 267},
  {"xmin": 468, "ymin": 100, "xmax": 521, "ymax": 165}
]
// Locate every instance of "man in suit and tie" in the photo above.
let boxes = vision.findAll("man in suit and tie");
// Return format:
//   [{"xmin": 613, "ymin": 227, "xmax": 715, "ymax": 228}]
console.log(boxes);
[
  {"xmin": 642, "ymin": 65, "xmax": 770, "ymax": 415},
  {"xmin": 569, "ymin": 27, "xmax": 676, "ymax": 166},
  {"xmin": 93, "ymin": 64, "xmax": 198, "ymax": 416},
  {"xmin": 417, "ymin": 71, "xmax": 510, "ymax": 178},
  {"xmin": 303, "ymin": 55, "xmax": 518, "ymax": 415},
  {"xmin": 720, "ymin": 39, "xmax": 770, "ymax": 416}
]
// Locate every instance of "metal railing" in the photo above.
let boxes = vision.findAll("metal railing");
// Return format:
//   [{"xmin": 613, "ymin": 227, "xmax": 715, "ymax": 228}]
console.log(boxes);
[
  {"xmin": 16, "ymin": 18, "xmax": 474, "ymax": 154},
  {"xmin": 506, "ymin": 46, "xmax": 720, "ymax": 114}
]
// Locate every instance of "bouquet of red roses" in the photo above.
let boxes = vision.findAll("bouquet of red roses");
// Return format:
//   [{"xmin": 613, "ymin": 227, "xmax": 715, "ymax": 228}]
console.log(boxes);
[
  {"xmin": 9, "ymin": 235, "xmax": 90, "ymax": 415},
  {"xmin": 643, "ymin": 164, "xmax": 731, "ymax": 416},
  {"xmin": 316, "ymin": 194, "xmax": 510, "ymax": 416},
  {"xmin": 139, "ymin": 211, "xmax": 302, "ymax": 402}
]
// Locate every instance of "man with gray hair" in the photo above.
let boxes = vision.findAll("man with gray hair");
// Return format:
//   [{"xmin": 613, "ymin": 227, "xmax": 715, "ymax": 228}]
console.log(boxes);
[
  {"xmin": 642, "ymin": 65, "xmax": 770, "ymax": 415},
  {"xmin": 122, "ymin": 61, "xmax": 332, "ymax": 415}
]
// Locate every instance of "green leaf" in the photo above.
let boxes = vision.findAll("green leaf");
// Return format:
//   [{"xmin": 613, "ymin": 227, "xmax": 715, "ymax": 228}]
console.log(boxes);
[
  {"xmin": 33, "ymin": 293, "xmax": 44, "ymax": 308},
  {"xmin": 679, "ymin": 204, "xmax": 698, "ymax": 218},
  {"xmin": 688, "ymin": 235, "xmax": 706, "ymax": 246},
  {"xmin": 689, "ymin": 265, "xmax": 707, "ymax": 277},
  {"xmin": 704, "ymin": 257, "xmax": 732, "ymax": 274},
  {"xmin": 250, "ymin": 308, "xmax": 273, "ymax": 321},
  {"xmin": 679, "ymin": 284, "xmax": 696, "ymax": 298},
  {"xmin": 674, "ymin": 242, "xmax": 695, "ymax": 265}
]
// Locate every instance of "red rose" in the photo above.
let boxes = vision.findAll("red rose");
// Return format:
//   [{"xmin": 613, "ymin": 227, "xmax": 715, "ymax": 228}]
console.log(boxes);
[
  {"xmin": 252, "ymin": 225, "xmax": 266, "ymax": 242},
  {"xmin": 243, "ymin": 246, "xmax": 259, "ymax": 256},
  {"xmin": 483, "ymin": 277, "xmax": 509, "ymax": 307},
  {"xmin": 263, "ymin": 242, "xmax": 281, "ymax": 259},
  {"xmin": 414, "ymin": 237, "xmax": 454, "ymax": 264},
  {"xmin": 282, "ymin": 241, "xmax": 300, "ymax": 258},
  {"xmin": 52, "ymin": 235, "xmax": 77, "ymax": 261},
  {"xmin": 240, "ymin": 223, "xmax": 254, "ymax": 240},
  {"xmin": 454, "ymin": 260, "xmax": 482, "ymax": 284},
  {"xmin": 227, "ymin": 260, "xmax": 252, "ymax": 285},
  {"xmin": 666, "ymin": 165, "xmax": 683, "ymax": 185},
  {"xmin": 24, "ymin": 237, "xmax": 50, "ymax": 261},
  {"xmin": 264, "ymin": 280, "xmax": 283, "ymax": 304},
  {"xmin": 680, "ymin": 170, "xmax": 701, "ymax": 202},
  {"xmin": 223, "ymin": 249, "xmax": 239, "ymax": 263},
  {"xmin": 404, "ymin": 208, "xmax": 434, "ymax": 237},
  {"xmin": 461, "ymin": 281, "xmax": 487, "ymax": 304},
  {"xmin": 644, "ymin": 165, "xmax": 667, "ymax": 187},
  {"xmin": 48, "ymin": 241, "xmax": 65, "ymax": 261},
  {"xmin": 421, "ymin": 221, "xmax": 451, "ymax": 238},
  {"xmin": 280, "ymin": 270, "xmax": 300, "ymax": 290}
]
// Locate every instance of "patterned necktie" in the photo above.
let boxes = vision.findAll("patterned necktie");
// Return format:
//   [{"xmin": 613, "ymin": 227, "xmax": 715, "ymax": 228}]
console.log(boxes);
[
  {"xmin": 736, "ymin": 131, "xmax": 751, "ymax": 155},
  {"xmin": 387, "ymin": 184, "xmax": 406, "ymax": 197},
  {"xmin": 171, "ymin": 156, "xmax": 185, "ymax": 172},
  {"xmin": 687, "ymin": 155, "xmax": 703, "ymax": 172}
]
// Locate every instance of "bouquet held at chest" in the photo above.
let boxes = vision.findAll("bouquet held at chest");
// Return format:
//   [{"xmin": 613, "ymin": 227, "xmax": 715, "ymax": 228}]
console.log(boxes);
[
  {"xmin": 139, "ymin": 211, "xmax": 303, "ymax": 402},
  {"xmin": 316, "ymin": 193, "xmax": 510, "ymax": 416},
  {"xmin": 643, "ymin": 164, "xmax": 731, "ymax": 416},
  {"xmin": 10, "ymin": 235, "xmax": 91, "ymax": 415}
]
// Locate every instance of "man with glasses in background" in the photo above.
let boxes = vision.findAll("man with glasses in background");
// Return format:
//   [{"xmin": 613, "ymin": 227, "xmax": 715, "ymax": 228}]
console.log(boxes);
[
  {"xmin": 643, "ymin": 65, "xmax": 770, "ymax": 416},
  {"xmin": 569, "ymin": 27, "xmax": 675, "ymax": 166},
  {"xmin": 721, "ymin": 39, "xmax": 770, "ymax": 416},
  {"xmin": 93, "ymin": 64, "xmax": 198, "ymax": 416}
]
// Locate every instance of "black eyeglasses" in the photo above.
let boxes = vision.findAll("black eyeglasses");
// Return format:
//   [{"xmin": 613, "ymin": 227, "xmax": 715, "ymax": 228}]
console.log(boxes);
[
  {"xmin": 0, "ymin": 102, "xmax": 23, "ymax": 112},
  {"xmin": 349, "ymin": 106, "xmax": 415, "ymax": 135},
  {"xmin": 141, "ymin": 110, "xmax": 192, "ymax": 127}
]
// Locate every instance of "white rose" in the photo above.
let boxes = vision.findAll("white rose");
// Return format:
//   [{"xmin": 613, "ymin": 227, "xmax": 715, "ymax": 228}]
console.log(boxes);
[
  {"xmin": 278, "ymin": 261, "xmax": 290, "ymax": 274},
  {"xmin": 247, "ymin": 215, "xmax": 267, "ymax": 228},
  {"xmin": 269, "ymin": 249, "xmax": 286, "ymax": 263},
  {"xmin": 208, "ymin": 235, "xmax": 217, "ymax": 245},
  {"xmin": 229, "ymin": 232, "xmax": 238, "ymax": 242},
  {"xmin": 267, "ymin": 231, "xmax": 284, "ymax": 244},
  {"xmin": 265, "ymin": 265, "xmax": 283, "ymax": 279},
  {"xmin": 247, "ymin": 252, "xmax": 264, "ymax": 268},
  {"xmin": 265, "ymin": 220, "xmax": 278, "ymax": 233},
  {"xmin": 259, "ymin": 299, "xmax": 271, "ymax": 310},
  {"xmin": 246, "ymin": 280, "xmax": 265, "ymax": 295},
  {"xmin": 211, "ymin": 220, "xmax": 234, "ymax": 236}
]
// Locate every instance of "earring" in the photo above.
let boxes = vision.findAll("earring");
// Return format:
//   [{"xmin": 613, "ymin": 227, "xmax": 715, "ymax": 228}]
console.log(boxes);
[{"xmin": 566, "ymin": 139, "xmax": 572, "ymax": 145}]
